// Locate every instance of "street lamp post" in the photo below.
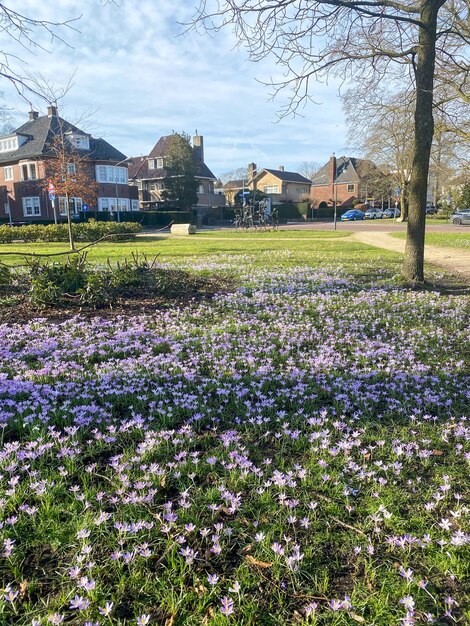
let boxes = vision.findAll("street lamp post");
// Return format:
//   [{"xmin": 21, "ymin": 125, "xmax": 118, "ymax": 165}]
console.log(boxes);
[{"xmin": 114, "ymin": 158, "xmax": 130, "ymax": 223}]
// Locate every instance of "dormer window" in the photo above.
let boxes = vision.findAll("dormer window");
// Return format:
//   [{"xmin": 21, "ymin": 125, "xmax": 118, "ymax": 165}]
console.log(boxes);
[
  {"xmin": 148, "ymin": 159, "xmax": 155, "ymax": 169},
  {"xmin": 0, "ymin": 133, "xmax": 28, "ymax": 153},
  {"xmin": 156, "ymin": 157, "xmax": 163, "ymax": 168},
  {"xmin": 66, "ymin": 132, "xmax": 90, "ymax": 150}
]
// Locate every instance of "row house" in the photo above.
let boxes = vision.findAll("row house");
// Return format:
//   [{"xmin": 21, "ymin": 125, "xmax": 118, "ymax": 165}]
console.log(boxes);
[
  {"xmin": 311, "ymin": 155, "xmax": 388, "ymax": 208},
  {"xmin": 0, "ymin": 106, "xmax": 139, "ymax": 223},
  {"xmin": 128, "ymin": 133, "xmax": 225, "ymax": 209}
]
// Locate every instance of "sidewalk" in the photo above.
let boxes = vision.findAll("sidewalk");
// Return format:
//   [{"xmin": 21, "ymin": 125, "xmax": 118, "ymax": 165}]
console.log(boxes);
[{"xmin": 351, "ymin": 231, "xmax": 470, "ymax": 281}]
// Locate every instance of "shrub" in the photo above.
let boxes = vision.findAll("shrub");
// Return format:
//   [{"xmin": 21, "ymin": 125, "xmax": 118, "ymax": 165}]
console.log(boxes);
[
  {"xmin": 0, "ymin": 220, "xmax": 142, "ymax": 244},
  {"xmin": 26, "ymin": 253, "xmax": 229, "ymax": 309}
]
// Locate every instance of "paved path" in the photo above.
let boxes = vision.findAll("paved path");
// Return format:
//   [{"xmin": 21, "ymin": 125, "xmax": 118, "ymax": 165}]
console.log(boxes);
[{"xmin": 351, "ymin": 231, "xmax": 470, "ymax": 280}]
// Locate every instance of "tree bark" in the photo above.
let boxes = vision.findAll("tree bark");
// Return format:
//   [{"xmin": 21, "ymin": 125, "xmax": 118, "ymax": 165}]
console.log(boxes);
[
  {"xmin": 65, "ymin": 192, "xmax": 75, "ymax": 251},
  {"xmin": 403, "ymin": 0, "xmax": 443, "ymax": 282}
]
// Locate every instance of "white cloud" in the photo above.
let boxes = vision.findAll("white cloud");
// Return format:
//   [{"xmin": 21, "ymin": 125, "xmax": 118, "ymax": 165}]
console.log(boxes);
[{"xmin": 1, "ymin": 0, "xmax": 350, "ymax": 175}]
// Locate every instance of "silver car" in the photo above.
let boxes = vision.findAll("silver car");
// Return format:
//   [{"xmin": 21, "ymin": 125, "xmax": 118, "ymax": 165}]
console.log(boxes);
[
  {"xmin": 364, "ymin": 207, "xmax": 384, "ymax": 219},
  {"xmin": 450, "ymin": 209, "xmax": 470, "ymax": 225}
]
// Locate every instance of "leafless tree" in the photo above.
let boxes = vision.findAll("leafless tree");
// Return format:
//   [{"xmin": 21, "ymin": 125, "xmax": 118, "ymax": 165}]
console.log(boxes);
[
  {"xmin": 219, "ymin": 166, "xmax": 249, "ymax": 184},
  {"xmin": 0, "ymin": 4, "xmax": 79, "ymax": 102},
  {"xmin": 190, "ymin": 0, "xmax": 469, "ymax": 282},
  {"xmin": 298, "ymin": 161, "xmax": 323, "ymax": 181},
  {"xmin": 344, "ymin": 89, "xmax": 415, "ymax": 219}
]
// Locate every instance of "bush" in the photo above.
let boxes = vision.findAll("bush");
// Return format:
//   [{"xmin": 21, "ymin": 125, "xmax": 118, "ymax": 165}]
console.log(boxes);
[
  {"xmin": 26, "ymin": 253, "xmax": 229, "ymax": 309},
  {"xmin": 275, "ymin": 202, "xmax": 310, "ymax": 220},
  {"xmin": 0, "ymin": 220, "xmax": 142, "ymax": 244}
]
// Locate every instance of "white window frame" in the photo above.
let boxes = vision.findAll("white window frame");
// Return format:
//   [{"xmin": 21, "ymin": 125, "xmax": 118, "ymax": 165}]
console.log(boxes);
[
  {"xmin": 4, "ymin": 166, "xmax": 13, "ymax": 181},
  {"xmin": 67, "ymin": 163, "xmax": 76, "ymax": 175},
  {"xmin": 156, "ymin": 157, "xmax": 163, "ymax": 168},
  {"xmin": 22, "ymin": 196, "xmax": 41, "ymax": 217},
  {"xmin": 263, "ymin": 185, "xmax": 279, "ymax": 194},
  {"xmin": 0, "ymin": 137, "xmax": 18, "ymax": 153},
  {"xmin": 58, "ymin": 197, "xmax": 82, "ymax": 216},
  {"xmin": 20, "ymin": 162, "xmax": 38, "ymax": 181},
  {"xmin": 347, "ymin": 184, "xmax": 355, "ymax": 193},
  {"xmin": 148, "ymin": 159, "xmax": 155, "ymax": 169},
  {"xmin": 95, "ymin": 165, "xmax": 128, "ymax": 184},
  {"xmin": 131, "ymin": 199, "xmax": 140, "ymax": 211},
  {"xmin": 98, "ymin": 197, "xmax": 130, "ymax": 212}
]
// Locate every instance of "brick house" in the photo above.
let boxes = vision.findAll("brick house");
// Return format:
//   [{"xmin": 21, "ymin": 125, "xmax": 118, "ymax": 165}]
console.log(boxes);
[
  {"xmin": 0, "ymin": 106, "xmax": 138, "ymax": 223},
  {"xmin": 311, "ymin": 155, "xmax": 388, "ymax": 208},
  {"xmin": 128, "ymin": 133, "xmax": 224, "ymax": 210},
  {"xmin": 224, "ymin": 164, "xmax": 311, "ymax": 204}
]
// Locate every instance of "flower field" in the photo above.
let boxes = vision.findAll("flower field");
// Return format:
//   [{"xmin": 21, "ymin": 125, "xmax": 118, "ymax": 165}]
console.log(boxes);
[{"xmin": 0, "ymin": 252, "xmax": 469, "ymax": 625}]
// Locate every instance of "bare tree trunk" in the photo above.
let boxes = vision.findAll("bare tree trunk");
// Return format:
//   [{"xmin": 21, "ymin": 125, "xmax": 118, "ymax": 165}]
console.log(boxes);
[
  {"xmin": 397, "ymin": 178, "xmax": 410, "ymax": 221},
  {"xmin": 404, "ymin": 0, "xmax": 442, "ymax": 282},
  {"xmin": 65, "ymin": 192, "xmax": 75, "ymax": 251}
]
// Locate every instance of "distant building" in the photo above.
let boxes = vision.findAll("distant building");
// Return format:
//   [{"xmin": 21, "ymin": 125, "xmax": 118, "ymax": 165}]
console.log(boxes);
[
  {"xmin": 224, "ymin": 163, "xmax": 311, "ymax": 204},
  {"xmin": 311, "ymin": 155, "xmax": 388, "ymax": 208},
  {"xmin": 0, "ymin": 106, "xmax": 138, "ymax": 222},
  {"xmin": 128, "ymin": 133, "xmax": 224, "ymax": 209}
]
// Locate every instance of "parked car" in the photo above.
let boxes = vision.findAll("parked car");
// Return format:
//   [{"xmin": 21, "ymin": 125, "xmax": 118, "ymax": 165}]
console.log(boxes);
[
  {"xmin": 426, "ymin": 206, "xmax": 438, "ymax": 215},
  {"xmin": 383, "ymin": 208, "xmax": 401, "ymax": 218},
  {"xmin": 364, "ymin": 208, "xmax": 384, "ymax": 219},
  {"xmin": 340, "ymin": 209, "xmax": 365, "ymax": 221},
  {"xmin": 450, "ymin": 209, "xmax": 470, "ymax": 225}
]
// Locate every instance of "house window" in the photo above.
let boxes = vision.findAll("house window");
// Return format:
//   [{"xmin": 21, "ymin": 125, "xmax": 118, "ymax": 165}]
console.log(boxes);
[
  {"xmin": 66, "ymin": 132, "xmax": 90, "ymax": 150},
  {"xmin": 4, "ymin": 166, "xmax": 13, "ymax": 180},
  {"xmin": 58, "ymin": 197, "xmax": 82, "ymax": 215},
  {"xmin": 67, "ymin": 163, "xmax": 76, "ymax": 175},
  {"xmin": 0, "ymin": 137, "xmax": 18, "ymax": 153},
  {"xmin": 156, "ymin": 157, "xmax": 163, "ymax": 168},
  {"xmin": 98, "ymin": 197, "xmax": 130, "ymax": 212},
  {"xmin": 98, "ymin": 198, "xmax": 110, "ymax": 212},
  {"xmin": 21, "ymin": 162, "xmax": 38, "ymax": 181},
  {"xmin": 22, "ymin": 196, "xmax": 41, "ymax": 217},
  {"xmin": 263, "ymin": 185, "xmax": 279, "ymax": 194},
  {"xmin": 131, "ymin": 199, "xmax": 139, "ymax": 211},
  {"xmin": 95, "ymin": 166, "xmax": 128, "ymax": 184},
  {"xmin": 148, "ymin": 159, "xmax": 155, "ymax": 169},
  {"xmin": 347, "ymin": 184, "xmax": 355, "ymax": 192},
  {"xmin": 198, "ymin": 184, "xmax": 205, "ymax": 194}
]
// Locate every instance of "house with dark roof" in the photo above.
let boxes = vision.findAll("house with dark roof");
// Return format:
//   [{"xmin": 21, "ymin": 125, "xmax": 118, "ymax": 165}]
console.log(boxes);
[
  {"xmin": 252, "ymin": 166, "xmax": 311, "ymax": 202},
  {"xmin": 0, "ymin": 106, "xmax": 139, "ymax": 223},
  {"xmin": 311, "ymin": 155, "xmax": 388, "ymax": 208},
  {"xmin": 128, "ymin": 133, "xmax": 224, "ymax": 210},
  {"xmin": 223, "ymin": 164, "xmax": 311, "ymax": 205}
]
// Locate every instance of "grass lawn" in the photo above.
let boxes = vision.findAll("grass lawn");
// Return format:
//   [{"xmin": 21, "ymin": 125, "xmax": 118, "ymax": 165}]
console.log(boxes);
[
  {"xmin": 391, "ymin": 231, "xmax": 470, "ymax": 248},
  {"xmin": 0, "ymin": 230, "xmax": 396, "ymax": 272},
  {"xmin": 0, "ymin": 232, "xmax": 468, "ymax": 625}
]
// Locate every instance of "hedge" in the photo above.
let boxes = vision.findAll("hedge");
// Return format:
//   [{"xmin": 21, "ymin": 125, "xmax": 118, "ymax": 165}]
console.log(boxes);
[
  {"xmin": 274, "ymin": 202, "xmax": 311, "ymax": 220},
  {"xmin": 0, "ymin": 220, "xmax": 142, "ymax": 244},
  {"xmin": 77, "ymin": 211, "xmax": 193, "ymax": 227}
]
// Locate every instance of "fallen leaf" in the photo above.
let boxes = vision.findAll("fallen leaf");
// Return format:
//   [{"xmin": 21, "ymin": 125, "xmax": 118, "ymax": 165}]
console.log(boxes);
[
  {"xmin": 432, "ymin": 450, "xmax": 444, "ymax": 456},
  {"xmin": 349, "ymin": 612, "xmax": 365, "ymax": 623},
  {"xmin": 19, "ymin": 581, "xmax": 28, "ymax": 597},
  {"xmin": 245, "ymin": 555, "xmax": 273, "ymax": 568}
]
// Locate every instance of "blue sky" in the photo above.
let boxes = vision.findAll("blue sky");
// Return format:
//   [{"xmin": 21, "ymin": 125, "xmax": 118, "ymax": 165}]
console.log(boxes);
[{"xmin": 3, "ymin": 0, "xmax": 349, "ymax": 177}]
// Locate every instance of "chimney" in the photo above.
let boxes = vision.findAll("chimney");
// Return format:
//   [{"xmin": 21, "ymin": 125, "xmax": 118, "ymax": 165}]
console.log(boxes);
[
  {"xmin": 193, "ymin": 133, "xmax": 204, "ymax": 163},
  {"xmin": 47, "ymin": 105, "xmax": 58, "ymax": 117},
  {"xmin": 29, "ymin": 110, "xmax": 39, "ymax": 121},
  {"xmin": 279, "ymin": 165, "xmax": 284, "ymax": 172},
  {"xmin": 247, "ymin": 162, "xmax": 257, "ymax": 180}
]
